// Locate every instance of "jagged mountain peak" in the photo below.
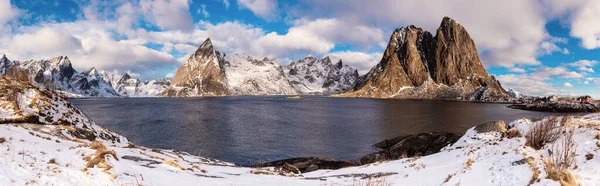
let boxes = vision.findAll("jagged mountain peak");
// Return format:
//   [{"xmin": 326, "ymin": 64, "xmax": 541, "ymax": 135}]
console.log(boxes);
[
  {"xmin": 87, "ymin": 67, "xmax": 99, "ymax": 75},
  {"xmin": 1, "ymin": 54, "xmax": 8, "ymax": 62},
  {"xmin": 337, "ymin": 17, "xmax": 510, "ymax": 102}
]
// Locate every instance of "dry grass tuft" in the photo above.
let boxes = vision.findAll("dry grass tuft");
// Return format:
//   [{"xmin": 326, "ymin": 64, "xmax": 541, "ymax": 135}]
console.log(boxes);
[
  {"xmin": 85, "ymin": 141, "xmax": 118, "ymax": 170},
  {"xmin": 504, "ymin": 129, "xmax": 522, "ymax": 138},
  {"xmin": 164, "ymin": 159, "xmax": 184, "ymax": 170},
  {"xmin": 545, "ymin": 128, "xmax": 577, "ymax": 186},
  {"xmin": 526, "ymin": 117, "xmax": 566, "ymax": 150},
  {"xmin": 0, "ymin": 137, "xmax": 5, "ymax": 143},
  {"xmin": 466, "ymin": 158, "xmax": 474, "ymax": 168},
  {"xmin": 48, "ymin": 158, "xmax": 56, "ymax": 164},
  {"xmin": 524, "ymin": 155, "xmax": 540, "ymax": 185}
]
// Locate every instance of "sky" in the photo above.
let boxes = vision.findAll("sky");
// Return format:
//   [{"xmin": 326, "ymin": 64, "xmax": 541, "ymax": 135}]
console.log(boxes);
[{"xmin": 0, "ymin": 0, "xmax": 599, "ymax": 97}]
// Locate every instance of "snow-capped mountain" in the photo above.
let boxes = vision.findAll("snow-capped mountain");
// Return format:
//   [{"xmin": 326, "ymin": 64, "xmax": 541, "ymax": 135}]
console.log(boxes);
[
  {"xmin": 283, "ymin": 56, "xmax": 359, "ymax": 95},
  {"xmin": 161, "ymin": 38, "xmax": 360, "ymax": 97},
  {"xmin": 0, "ymin": 55, "xmax": 170, "ymax": 98},
  {"xmin": 223, "ymin": 54, "xmax": 298, "ymax": 95},
  {"xmin": 507, "ymin": 88, "xmax": 522, "ymax": 99},
  {"xmin": 0, "ymin": 55, "xmax": 120, "ymax": 97},
  {"xmin": 114, "ymin": 73, "xmax": 171, "ymax": 97}
]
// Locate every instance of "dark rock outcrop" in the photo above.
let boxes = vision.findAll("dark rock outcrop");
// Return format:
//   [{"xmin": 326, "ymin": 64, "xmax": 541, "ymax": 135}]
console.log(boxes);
[
  {"xmin": 360, "ymin": 132, "xmax": 460, "ymax": 165},
  {"xmin": 251, "ymin": 157, "xmax": 358, "ymax": 173},
  {"xmin": 336, "ymin": 17, "xmax": 510, "ymax": 102},
  {"xmin": 473, "ymin": 120, "xmax": 507, "ymax": 133},
  {"xmin": 508, "ymin": 103, "xmax": 599, "ymax": 113}
]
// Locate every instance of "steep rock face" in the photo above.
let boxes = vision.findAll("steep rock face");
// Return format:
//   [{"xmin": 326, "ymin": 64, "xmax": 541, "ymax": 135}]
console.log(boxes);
[
  {"xmin": 161, "ymin": 38, "xmax": 228, "ymax": 97},
  {"xmin": 283, "ymin": 56, "xmax": 359, "ymax": 94},
  {"xmin": 223, "ymin": 54, "xmax": 298, "ymax": 95},
  {"xmin": 69, "ymin": 67, "xmax": 120, "ymax": 97},
  {"xmin": 339, "ymin": 17, "xmax": 510, "ymax": 102}
]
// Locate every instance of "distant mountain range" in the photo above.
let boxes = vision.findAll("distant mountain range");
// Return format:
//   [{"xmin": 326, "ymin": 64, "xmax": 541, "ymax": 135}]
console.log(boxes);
[
  {"xmin": 1, "ymin": 17, "xmax": 514, "ymax": 101},
  {"xmin": 160, "ymin": 38, "xmax": 359, "ymax": 97},
  {"xmin": 0, "ymin": 55, "xmax": 170, "ymax": 98}
]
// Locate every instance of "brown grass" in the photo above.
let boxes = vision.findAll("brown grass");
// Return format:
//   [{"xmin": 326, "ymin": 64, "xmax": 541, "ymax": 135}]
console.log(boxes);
[
  {"xmin": 466, "ymin": 158, "xmax": 474, "ymax": 168},
  {"xmin": 524, "ymin": 156, "xmax": 540, "ymax": 185},
  {"xmin": 85, "ymin": 141, "xmax": 118, "ymax": 170},
  {"xmin": 48, "ymin": 158, "xmax": 56, "ymax": 164},
  {"xmin": 504, "ymin": 128, "xmax": 522, "ymax": 138},
  {"xmin": 0, "ymin": 137, "xmax": 5, "ymax": 143},
  {"xmin": 526, "ymin": 117, "xmax": 566, "ymax": 150},
  {"xmin": 545, "ymin": 128, "xmax": 577, "ymax": 186},
  {"xmin": 164, "ymin": 159, "xmax": 184, "ymax": 170}
]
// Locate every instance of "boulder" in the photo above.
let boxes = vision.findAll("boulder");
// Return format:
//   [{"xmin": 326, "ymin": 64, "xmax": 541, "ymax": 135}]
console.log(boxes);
[
  {"xmin": 361, "ymin": 132, "xmax": 460, "ymax": 165},
  {"xmin": 250, "ymin": 157, "xmax": 358, "ymax": 173},
  {"xmin": 473, "ymin": 120, "xmax": 507, "ymax": 134}
]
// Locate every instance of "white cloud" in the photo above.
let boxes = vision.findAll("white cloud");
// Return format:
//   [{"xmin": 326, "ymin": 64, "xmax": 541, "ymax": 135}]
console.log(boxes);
[
  {"xmin": 538, "ymin": 37, "xmax": 569, "ymax": 55},
  {"xmin": 165, "ymin": 72, "xmax": 175, "ymax": 78},
  {"xmin": 139, "ymin": 0, "xmax": 194, "ymax": 30},
  {"xmin": 543, "ymin": 0, "xmax": 600, "ymax": 49},
  {"xmin": 237, "ymin": 0, "xmax": 278, "ymax": 20},
  {"xmin": 10, "ymin": 27, "xmax": 82, "ymax": 57},
  {"xmin": 530, "ymin": 66, "xmax": 584, "ymax": 80},
  {"xmin": 566, "ymin": 60, "xmax": 598, "ymax": 73},
  {"xmin": 563, "ymin": 82, "xmax": 573, "ymax": 88},
  {"xmin": 198, "ymin": 4, "xmax": 209, "ymax": 18},
  {"xmin": 222, "ymin": 0, "xmax": 230, "ymax": 9},
  {"xmin": 0, "ymin": 0, "xmax": 21, "ymax": 28},
  {"xmin": 2, "ymin": 21, "xmax": 178, "ymax": 75},
  {"xmin": 497, "ymin": 74, "xmax": 570, "ymax": 96},
  {"xmin": 326, "ymin": 51, "xmax": 382, "ymax": 74},
  {"xmin": 508, "ymin": 67, "xmax": 526, "ymax": 73}
]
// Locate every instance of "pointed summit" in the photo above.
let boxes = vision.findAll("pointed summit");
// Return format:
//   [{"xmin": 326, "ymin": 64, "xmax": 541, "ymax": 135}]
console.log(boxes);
[
  {"xmin": 161, "ymin": 37, "xmax": 229, "ymax": 97},
  {"xmin": 0, "ymin": 55, "xmax": 8, "ymax": 63}
]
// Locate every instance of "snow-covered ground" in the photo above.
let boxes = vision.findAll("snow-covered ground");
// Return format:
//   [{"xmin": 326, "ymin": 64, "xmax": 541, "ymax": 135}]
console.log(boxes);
[{"xmin": 1, "ymin": 77, "xmax": 600, "ymax": 185}]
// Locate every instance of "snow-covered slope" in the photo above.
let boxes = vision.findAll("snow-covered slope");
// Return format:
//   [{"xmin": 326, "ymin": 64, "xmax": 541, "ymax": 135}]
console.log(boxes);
[
  {"xmin": 224, "ymin": 54, "xmax": 298, "ymax": 95},
  {"xmin": 283, "ymin": 56, "xmax": 358, "ymax": 95},
  {"xmin": 114, "ymin": 73, "xmax": 171, "ymax": 97},
  {"xmin": 0, "ymin": 56, "xmax": 120, "ymax": 98},
  {"xmin": 507, "ymin": 88, "xmax": 522, "ymax": 99}
]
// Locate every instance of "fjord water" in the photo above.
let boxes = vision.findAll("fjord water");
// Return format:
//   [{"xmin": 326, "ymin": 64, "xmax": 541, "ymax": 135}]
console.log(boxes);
[{"xmin": 71, "ymin": 97, "xmax": 565, "ymax": 166}]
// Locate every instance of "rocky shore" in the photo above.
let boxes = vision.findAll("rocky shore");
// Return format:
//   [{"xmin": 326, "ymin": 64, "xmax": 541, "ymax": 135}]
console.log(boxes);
[{"xmin": 508, "ymin": 102, "xmax": 599, "ymax": 113}]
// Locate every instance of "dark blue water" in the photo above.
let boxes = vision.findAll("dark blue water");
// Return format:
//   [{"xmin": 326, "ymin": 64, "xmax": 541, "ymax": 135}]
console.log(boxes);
[{"xmin": 71, "ymin": 97, "xmax": 566, "ymax": 165}]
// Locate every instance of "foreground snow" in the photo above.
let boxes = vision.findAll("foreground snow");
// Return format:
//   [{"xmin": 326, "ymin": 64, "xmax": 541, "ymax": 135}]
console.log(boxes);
[{"xmin": 2, "ymin": 115, "xmax": 600, "ymax": 185}]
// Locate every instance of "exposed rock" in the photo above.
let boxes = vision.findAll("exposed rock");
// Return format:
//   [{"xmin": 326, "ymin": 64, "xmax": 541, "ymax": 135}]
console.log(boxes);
[
  {"xmin": 335, "ymin": 17, "xmax": 510, "ymax": 102},
  {"xmin": 360, "ymin": 132, "xmax": 460, "ymax": 165},
  {"xmin": 251, "ymin": 157, "xmax": 358, "ymax": 173},
  {"xmin": 473, "ymin": 120, "xmax": 507, "ymax": 134},
  {"xmin": 161, "ymin": 38, "xmax": 229, "ymax": 97},
  {"xmin": 508, "ymin": 102, "xmax": 599, "ymax": 113},
  {"xmin": 161, "ymin": 38, "xmax": 302, "ymax": 97}
]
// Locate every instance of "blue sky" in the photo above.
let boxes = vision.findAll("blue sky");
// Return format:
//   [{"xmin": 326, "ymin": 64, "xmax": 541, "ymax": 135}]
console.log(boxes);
[{"xmin": 0, "ymin": 0, "xmax": 599, "ymax": 97}]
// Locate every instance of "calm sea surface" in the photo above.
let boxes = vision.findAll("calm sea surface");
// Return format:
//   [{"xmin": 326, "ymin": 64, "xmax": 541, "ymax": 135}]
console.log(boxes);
[{"xmin": 71, "ymin": 97, "xmax": 571, "ymax": 165}]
